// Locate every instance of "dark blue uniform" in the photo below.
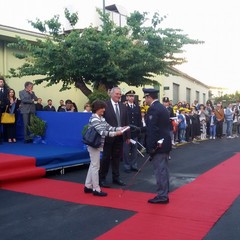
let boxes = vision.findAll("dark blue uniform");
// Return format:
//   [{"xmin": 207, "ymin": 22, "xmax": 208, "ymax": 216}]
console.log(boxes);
[
  {"xmin": 145, "ymin": 100, "xmax": 172, "ymax": 155},
  {"xmin": 123, "ymin": 102, "xmax": 142, "ymax": 172},
  {"xmin": 143, "ymin": 88, "xmax": 172, "ymax": 204}
]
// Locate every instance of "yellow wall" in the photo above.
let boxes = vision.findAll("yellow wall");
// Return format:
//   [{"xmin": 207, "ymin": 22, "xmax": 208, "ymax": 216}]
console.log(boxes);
[{"xmin": 0, "ymin": 39, "xmax": 90, "ymax": 111}]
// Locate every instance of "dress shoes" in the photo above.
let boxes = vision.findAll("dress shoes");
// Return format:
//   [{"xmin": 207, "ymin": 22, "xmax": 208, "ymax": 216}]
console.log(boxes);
[
  {"xmin": 93, "ymin": 190, "xmax": 108, "ymax": 197},
  {"xmin": 124, "ymin": 169, "xmax": 131, "ymax": 173},
  {"xmin": 131, "ymin": 167, "xmax": 139, "ymax": 172},
  {"xmin": 148, "ymin": 196, "xmax": 169, "ymax": 204},
  {"xmin": 99, "ymin": 181, "xmax": 111, "ymax": 188},
  {"xmin": 84, "ymin": 186, "xmax": 93, "ymax": 193},
  {"xmin": 112, "ymin": 179, "xmax": 126, "ymax": 186}
]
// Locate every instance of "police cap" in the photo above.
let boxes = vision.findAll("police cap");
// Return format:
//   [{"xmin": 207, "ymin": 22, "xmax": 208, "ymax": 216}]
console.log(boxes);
[
  {"xmin": 142, "ymin": 88, "xmax": 159, "ymax": 98},
  {"xmin": 125, "ymin": 90, "xmax": 136, "ymax": 96},
  {"xmin": 162, "ymin": 97, "xmax": 170, "ymax": 103}
]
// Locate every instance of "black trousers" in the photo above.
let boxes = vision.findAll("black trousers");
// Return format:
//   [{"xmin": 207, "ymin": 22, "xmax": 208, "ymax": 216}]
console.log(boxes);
[
  {"xmin": 216, "ymin": 120, "xmax": 223, "ymax": 138},
  {"xmin": 0, "ymin": 111, "xmax": 2, "ymax": 142},
  {"xmin": 99, "ymin": 137, "xmax": 123, "ymax": 181}
]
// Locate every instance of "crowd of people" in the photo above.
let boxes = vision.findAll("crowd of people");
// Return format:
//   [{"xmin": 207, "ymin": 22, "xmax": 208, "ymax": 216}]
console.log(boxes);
[
  {"xmin": 0, "ymin": 76, "xmax": 92, "ymax": 144},
  {"xmin": 83, "ymin": 89, "xmax": 240, "ymax": 203},
  {"xmin": 161, "ymin": 99, "xmax": 240, "ymax": 145},
  {"xmin": 1, "ymin": 75, "xmax": 239, "ymax": 204}
]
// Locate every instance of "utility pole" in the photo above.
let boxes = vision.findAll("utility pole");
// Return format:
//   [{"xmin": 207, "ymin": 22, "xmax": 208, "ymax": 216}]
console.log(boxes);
[{"xmin": 103, "ymin": 0, "xmax": 105, "ymax": 14}]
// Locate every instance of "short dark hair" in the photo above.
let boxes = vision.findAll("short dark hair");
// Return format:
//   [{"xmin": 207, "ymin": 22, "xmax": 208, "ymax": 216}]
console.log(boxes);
[
  {"xmin": 91, "ymin": 100, "xmax": 106, "ymax": 113},
  {"xmin": 65, "ymin": 99, "xmax": 72, "ymax": 104},
  {"xmin": 24, "ymin": 81, "xmax": 33, "ymax": 88}
]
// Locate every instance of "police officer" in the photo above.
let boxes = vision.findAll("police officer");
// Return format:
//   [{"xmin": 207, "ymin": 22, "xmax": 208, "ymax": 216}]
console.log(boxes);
[
  {"xmin": 162, "ymin": 97, "xmax": 176, "ymax": 147},
  {"xmin": 143, "ymin": 88, "xmax": 172, "ymax": 204},
  {"xmin": 123, "ymin": 90, "xmax": 142, "ymax": 173}
]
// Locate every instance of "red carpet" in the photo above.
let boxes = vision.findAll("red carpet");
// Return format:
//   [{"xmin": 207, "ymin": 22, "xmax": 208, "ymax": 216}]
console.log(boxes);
[
  {"xmin": 2, "ymin": 153, "xmax": 240, "ymax": 239},
  {"xmin": 0, "ymin": 153, "xmax": 46, "ymax": 184}
]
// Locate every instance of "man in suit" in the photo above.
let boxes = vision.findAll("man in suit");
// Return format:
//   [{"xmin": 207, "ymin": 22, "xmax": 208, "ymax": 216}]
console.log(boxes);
[
  {"xmin": 0, "ymin": 76, "xmax": 8, "ymax": 144},
  {"xmin": 143, "ymin": 88, "xmax": 172, "ymax": 204},
  {"xmin": 99, "ymin": 87, "xmax": 130, "ymax": 188},
  {"xmin": 123, "ymin": 90, "xmax": 142, "ymax": 173},
  {"xmin": 19, "ymin": 81, "xmax": 38, "ymax": 143}
]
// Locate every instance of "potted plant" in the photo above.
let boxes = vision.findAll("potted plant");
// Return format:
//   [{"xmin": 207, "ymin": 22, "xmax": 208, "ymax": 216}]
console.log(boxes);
[{"xmin": 28, "ymin": 115, "xmax": 47, "ymax": 143}]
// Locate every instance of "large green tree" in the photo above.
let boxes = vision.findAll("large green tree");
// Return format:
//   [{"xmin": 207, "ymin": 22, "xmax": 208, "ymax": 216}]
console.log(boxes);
[{"xmin": 8, "ymin": 9, "xmax": 203, "ymax": 97}]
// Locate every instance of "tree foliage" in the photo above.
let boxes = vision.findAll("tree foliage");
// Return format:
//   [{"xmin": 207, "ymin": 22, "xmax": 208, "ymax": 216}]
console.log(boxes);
[
  {"xmin": 8, "ymin": 8, "xmax": 203, "ymax": 97},
  {"xmin": 214, "ymin": 91, "xmax": 240, "ymax": 106}
]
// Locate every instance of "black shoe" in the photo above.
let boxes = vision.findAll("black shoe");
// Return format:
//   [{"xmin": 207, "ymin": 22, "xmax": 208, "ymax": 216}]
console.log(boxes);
[
  {"xmin": 124, "ymin": 169, "xmax": 131, "ymax": 173},
  {"xmin": 84, "ymin": 186, "xmax": 93, "ymax": 193},
  {"xmin": 99, "ymin": 181, "xmax": 111, "ymax": 188},
  {"xmin": 148, "ymin": 196, "xmax": 169, "ymax": 204},
  {"xmin": 24, "ymin": 139, "xmax": 33, "ymax": 144},
  {"xmin": 93, "ymin": 190, "xmax": 108, "ymax": 197},
  {"xmin": 131, "ymin": 167, "xmax": 139, "ymax": 172},
  {"xmin": 112, "ymin": 179, "xmax": 126, "ymax": 186}
]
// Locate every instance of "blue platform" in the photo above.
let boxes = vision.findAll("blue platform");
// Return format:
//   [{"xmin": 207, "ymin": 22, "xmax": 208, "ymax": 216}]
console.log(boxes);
[{"xmin": 1, "ymin": 112, "xmax": 92, "ymax": 170}]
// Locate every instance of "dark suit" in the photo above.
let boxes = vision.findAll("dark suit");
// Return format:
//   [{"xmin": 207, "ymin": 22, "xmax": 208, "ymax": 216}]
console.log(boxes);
[
  {"xmin": 145, "ymin": 100, "xmax": 172, "ymax": 200},
  {"xmin": 99, "ymin": 100, "xmax": 129, "ymax": 182},
  {"xmin": 43, "ymin": 105, "xmax": 56, "ymax": 111},
  {"xmin": 19, "ymin": 89, "xmax": 38, "ymax": 141},
  {"xmin": 0, "ymin": 87, "xmax": 8, "ymax": 142}
]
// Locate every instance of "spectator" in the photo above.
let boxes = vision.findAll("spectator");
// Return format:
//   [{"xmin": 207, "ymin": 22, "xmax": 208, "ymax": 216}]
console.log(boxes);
[
  {"xmin": 43, "ymin": 99, "xmax": 56, "ymax": 112},
  {"xmin": 19, "ymin": 81, "xmax": 38, "ymax": 143},
  {"xmin": 0, "ymin": 76, "xmax": 9, "ymax": 144},
  {"xmin": 72, "ymin": 102, "xmax": 78, "ymax": 112},
  {"xmin": 225, "ymin": 103, "xmax": 234, "ymax": 138},
  {"xmin": 57, "ymin": 100, "xmax": 65, "ymax": 112},
  {"xmin": 83, "ymin": 103, "xmax": 92, "ymax": 112},
  {"xmin": 215, "ymin": 103, "xmax": 225, "ymax": 138},
  {"xmin": 209, "ymin": 110, "xmax": 217, "ymax": 139},
  {"xmin": 58, "ymin": 99, "xmax": 75, "ymax": 112},
  {"xmin": 5, "ymin": 89, "xmax": 21, "ymax": 143},
  {"xmin": 35, "ymin": 98, "xmax": 43, "ymax": 111}
]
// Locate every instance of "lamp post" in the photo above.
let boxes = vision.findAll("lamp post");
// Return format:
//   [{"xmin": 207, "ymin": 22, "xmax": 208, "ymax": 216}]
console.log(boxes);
[{"xmin": 103, "ymin": 0, "xmax": 105, "ymax": 14}]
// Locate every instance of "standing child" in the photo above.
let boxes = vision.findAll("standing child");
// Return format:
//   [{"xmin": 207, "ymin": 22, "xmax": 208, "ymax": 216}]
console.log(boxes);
[
  {"xmin": 178, "ymin": 108, "xmax": 187, "ymax": 143},
  {"xmin": 209, "ymin": 110, "xmax": 217, "ymax": 139}
]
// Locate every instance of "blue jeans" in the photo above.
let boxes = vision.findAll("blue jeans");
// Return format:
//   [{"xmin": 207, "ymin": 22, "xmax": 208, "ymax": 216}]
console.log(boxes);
[
  {"xmin": 178, "ymin": 129, "xmax": 186, "ymax": 142},
  {"xmin": 226, "ymin": 120, "xmax": 233, "ymax": 137},
  {"xmin": 209, "ymin": 125, "xmax": 216, "ymax": 138}
]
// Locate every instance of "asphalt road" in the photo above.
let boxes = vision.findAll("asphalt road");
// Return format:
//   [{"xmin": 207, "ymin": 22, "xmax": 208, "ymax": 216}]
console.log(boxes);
[{"xmin": 1, "ymin": 136, "xmax": 240, "ymax": 240}]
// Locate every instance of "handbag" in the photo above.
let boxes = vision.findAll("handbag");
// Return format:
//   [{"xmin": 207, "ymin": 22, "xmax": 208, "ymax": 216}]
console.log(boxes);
[
  {"xmin": 82, "ymin": 126, "xmax": 101, "ymax": 148},
  {"xmin": 1, "ymin": 106, "xmax": 15, "ymax": 124}
]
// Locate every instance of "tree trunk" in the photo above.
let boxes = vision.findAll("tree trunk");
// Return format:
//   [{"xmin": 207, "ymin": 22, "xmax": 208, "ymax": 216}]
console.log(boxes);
[{"xmin": 74, "ymin": 77, "xmax": 92, "ymax": 97}]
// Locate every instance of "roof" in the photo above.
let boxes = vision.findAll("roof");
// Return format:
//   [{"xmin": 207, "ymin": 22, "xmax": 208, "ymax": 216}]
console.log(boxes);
[{"xmin": 105, "ymin": 4, "xmax": 128, "ymax": 16}]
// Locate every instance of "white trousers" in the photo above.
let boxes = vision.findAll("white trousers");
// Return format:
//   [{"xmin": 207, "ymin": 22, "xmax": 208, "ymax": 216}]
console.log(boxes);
[{"xmin": 85, "ymin": 146, "xmax": 101, "ymax": 192}]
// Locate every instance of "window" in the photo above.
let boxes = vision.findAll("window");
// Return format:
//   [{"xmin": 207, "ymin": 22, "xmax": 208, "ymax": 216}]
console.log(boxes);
[
  {"xmin": 196, "ymin": 91, "xmax": 200, "ymax": 102},
  {"xmin": 173, "ymin": 83, "xmax": 179, "ymax": 104},
  {"xmin": 186, "ymin": 88, "xmax": 191, "ymax": 104}
]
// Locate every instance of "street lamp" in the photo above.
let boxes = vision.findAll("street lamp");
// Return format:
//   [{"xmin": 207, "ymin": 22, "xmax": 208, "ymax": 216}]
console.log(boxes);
[{"xmin": 103, "ymin": 0, "xmax": 105, "ymax": 14}]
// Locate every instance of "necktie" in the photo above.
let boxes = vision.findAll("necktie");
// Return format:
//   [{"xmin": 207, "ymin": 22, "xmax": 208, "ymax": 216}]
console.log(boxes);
[{"xmin": 115, "ymin": 103, "xmax": 121, "ymax": 127}]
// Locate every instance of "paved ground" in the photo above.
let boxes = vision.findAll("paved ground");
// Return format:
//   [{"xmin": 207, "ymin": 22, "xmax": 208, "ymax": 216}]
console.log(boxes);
[{"xmin": 1, "ymin": 136, "xmax": 240, "ymax": 240}]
